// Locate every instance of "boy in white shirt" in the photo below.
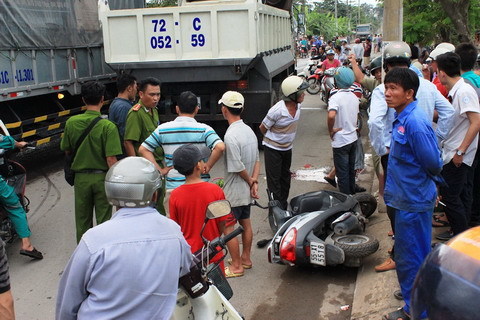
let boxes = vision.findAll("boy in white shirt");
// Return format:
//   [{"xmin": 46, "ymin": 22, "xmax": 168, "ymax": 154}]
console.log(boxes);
[{"xmin": 327, "ymin": 67, "xmax": 360, "ymax": 194}]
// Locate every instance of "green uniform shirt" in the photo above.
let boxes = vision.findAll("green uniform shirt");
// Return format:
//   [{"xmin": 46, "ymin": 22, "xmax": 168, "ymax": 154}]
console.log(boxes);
[
  {"xmin": 361, "ymin": 76, "xmax": 381, "ymax": 92},
  {"xmin": 60, "ymin": 110, "xmax": 122, "ymax": 171},
  {"xmin": 124, "ymin": 101, "xmax": 164, "ymax": 164}
]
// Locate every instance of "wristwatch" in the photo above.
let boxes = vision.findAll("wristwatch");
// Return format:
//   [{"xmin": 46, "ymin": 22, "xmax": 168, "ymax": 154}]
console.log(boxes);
[{"xmin": 456, "ymin": 149, "xmax": 465, "ymax": 156}]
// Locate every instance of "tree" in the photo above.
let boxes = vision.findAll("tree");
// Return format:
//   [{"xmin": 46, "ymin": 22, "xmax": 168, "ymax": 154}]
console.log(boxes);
[{"xmin": 146, "ymin": 0, "xmax": 178, "ymax": 7}]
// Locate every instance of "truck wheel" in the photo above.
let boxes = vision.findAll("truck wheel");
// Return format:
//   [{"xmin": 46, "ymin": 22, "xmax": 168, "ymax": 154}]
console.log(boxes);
[
  {"xmin": 307, "ymin": 78, "xmax": 320, "ymax": 94},
  {"xmin": 333, "ymin": 234, "xmax": 379, "ymax": 258},
  {"xmin": 353, "ymin": 193, "xmax": 377, "ymax": 218},
  {"xmin": 268, "ymin": 210, "xmax": 279, "ymax": 233}
]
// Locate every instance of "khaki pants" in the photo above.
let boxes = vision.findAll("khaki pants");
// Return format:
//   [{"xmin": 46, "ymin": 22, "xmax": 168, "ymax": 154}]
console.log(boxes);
[{"xmin": 363, "ymin": 56, "xmax": 371, "ymax": 68}]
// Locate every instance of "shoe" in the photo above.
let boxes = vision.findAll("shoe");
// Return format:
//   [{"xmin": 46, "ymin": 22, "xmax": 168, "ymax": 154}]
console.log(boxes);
[
  {"xmin": 20, "ymin": 248, "xmax": 43, "ymax": 260},
  {"xmin": 432, "ymin": 215, "xmax": 450, "ymax": 227},
  {"xmin": 374, "ymin": 257, "xmax": 396, "ymax": 272},
  {"xmin": 324, "ymin": 177, "xmax": 337, "ymax": 188},
  {"xmin": 382, "ymin": 307, "xmax": 410, "ymax": 320},
  {"xmin": 394, "ymin": 290, "xmax": 403, "ymax": 300},
  {"xmin": 436, "ymin": 230, "xmax": 454, "ymax": 241},
  {"xmin": 354, "ymin": 184, "xmax": 366, "ymax": 193},
  {"xmin": 224, "ymin": 266, "xmax": 244, "ymax": 278}
]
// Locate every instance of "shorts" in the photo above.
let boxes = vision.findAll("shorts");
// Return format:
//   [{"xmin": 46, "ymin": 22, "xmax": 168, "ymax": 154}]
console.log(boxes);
[{"xmin": 232, "ymin": 205, "xmax": 251, "ymax": 220}]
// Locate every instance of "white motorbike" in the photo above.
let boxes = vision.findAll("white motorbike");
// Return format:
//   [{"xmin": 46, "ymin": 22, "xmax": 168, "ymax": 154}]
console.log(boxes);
[{"xmin": 171, "ymin": 200, "xmax": 244, "ymax": 320}]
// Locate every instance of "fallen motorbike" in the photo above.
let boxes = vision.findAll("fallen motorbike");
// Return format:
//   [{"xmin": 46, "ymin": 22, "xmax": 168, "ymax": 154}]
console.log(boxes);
[
  {"xmin": 263, "ymin": 190, "xmax": 378, "ymax": 268},
  {"xmin": 0, "ymin": 148, "xmax": 31, "ymax": 243},
  {"xmin": 171, "ymin": 200, "xmax": 244, "ymax": 320},
  {"xmin": 297, "ymin": 59, "xmax": 319, "ymax": 80}
]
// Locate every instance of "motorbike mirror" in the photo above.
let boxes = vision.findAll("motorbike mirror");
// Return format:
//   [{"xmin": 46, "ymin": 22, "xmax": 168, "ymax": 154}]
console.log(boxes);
[{"xmin": 205, "ymin": 200, "xmax": 232, "ymax": 220}]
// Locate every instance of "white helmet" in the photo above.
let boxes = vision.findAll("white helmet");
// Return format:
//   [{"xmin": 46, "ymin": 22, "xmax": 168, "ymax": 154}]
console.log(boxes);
[
  {"xmin": 281, "ymin": 76, "xmax": 308, "ymax": 102},
  {"xmin": 105, "ymin": 157, "xmax": 162, "ymax": 208}
]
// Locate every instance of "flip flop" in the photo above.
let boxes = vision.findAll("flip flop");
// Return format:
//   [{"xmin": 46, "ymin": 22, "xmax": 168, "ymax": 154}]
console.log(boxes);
[
  {"xmin": 224, "ymin": 266, "xmax": 244, "ymax": 278},
  {"xmin": 324, "ymin": 177, "xmax": 337, "ymax": 188},
  {"xmin": 20, "ymin": 248, "xmax": 43, "ymax": 260},
  {"xmin": 227, "ymin": 258, "xmax": 253, "ymax": 269},
  {"xmin": 382, "ymin": 307, "xmax": 410, "ymax": 320}
]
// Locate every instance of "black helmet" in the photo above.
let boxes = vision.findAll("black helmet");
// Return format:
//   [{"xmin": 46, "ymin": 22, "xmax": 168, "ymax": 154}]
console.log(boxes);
[
  {"xmin": 383, "ymin": 41, "xmax": 411, "ymax": 69},
  {"xmin": 369, "ymin": 56, "xmax": 382, "ymax": 73},
  {"xmin": 411, "ymin": 227, "xmax": 480, "ymax": 320}
]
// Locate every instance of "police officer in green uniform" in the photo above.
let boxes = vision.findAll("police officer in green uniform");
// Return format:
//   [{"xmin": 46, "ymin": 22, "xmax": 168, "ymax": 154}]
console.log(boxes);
[
  {"xmin": 61, "ymin": 81, "xmax": 122, "ymax": 243},
  {"xmin": 124, "ymin": 77, "xmax": 170, "ymax": 214}
]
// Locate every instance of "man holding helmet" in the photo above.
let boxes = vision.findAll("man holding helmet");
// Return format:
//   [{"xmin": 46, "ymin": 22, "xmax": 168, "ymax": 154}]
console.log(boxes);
[
  {"xmin": 56, "ymin": 157, "xmax": 192, "ymax": 320},
  {"xmin": 260, "ymin": 76, "xmax": 308, "ymax": 209}
]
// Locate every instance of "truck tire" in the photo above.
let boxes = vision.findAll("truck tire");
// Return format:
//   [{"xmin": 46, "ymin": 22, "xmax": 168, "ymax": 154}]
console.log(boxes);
[
  {"xmin": 353, "ymin": 193, "xmax": 377, "ymax": 218},
  {"xmin": 333, "ymin": 234, "xmax": 379, "ymax": 258},
  {"xmin": 307, "ymin": 78, "xmax": 321, "ymax": 94}
]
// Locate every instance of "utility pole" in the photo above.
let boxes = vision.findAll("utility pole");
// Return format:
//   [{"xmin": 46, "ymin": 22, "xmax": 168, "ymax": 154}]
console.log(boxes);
[
  {"xmin": 382, "ymin": 0, "xmax": 403, "ymax": 41},
  {"xmin": 335, "ymin": 0, "xmax": 338, "ymax": 34}
]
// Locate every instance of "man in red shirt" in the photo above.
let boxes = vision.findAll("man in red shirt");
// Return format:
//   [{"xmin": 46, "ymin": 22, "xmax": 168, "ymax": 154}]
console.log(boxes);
[
  {"xmin": 169, "ymin": 144, "xmax": 230, "ymax": 265},
  {"xmin": 321, "ymin": 49, "xmax": 342, "ymax": 71}
]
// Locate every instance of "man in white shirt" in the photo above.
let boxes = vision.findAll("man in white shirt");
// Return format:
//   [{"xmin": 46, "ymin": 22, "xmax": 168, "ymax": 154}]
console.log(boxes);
[
  {"xmin": 436, "ymin": 52, "xmax": 480, "ymax": 241},
  {"xmin": 328, "ymin": 67, "xmax": 359, "ymax": 194}
]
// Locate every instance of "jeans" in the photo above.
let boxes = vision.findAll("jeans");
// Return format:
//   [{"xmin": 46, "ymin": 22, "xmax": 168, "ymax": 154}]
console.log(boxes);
[
  {"xmin": 264, "ymin": 146, "xmax": 292, "ymax": 210},
  {"xmin": 333, "ymin": 141, "xmax": 356, "ymax": 195},
  {"xmin": 440, "ymin": 160, "xmax": 472, "ymax": 235}
]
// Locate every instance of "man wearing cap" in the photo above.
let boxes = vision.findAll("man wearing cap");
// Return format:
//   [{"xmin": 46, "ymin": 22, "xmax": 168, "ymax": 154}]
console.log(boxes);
[
  {"xmin": 139, "ymin": 91, "xmax": 225, "ymax": 216},
  {"xmin": 321, "ymin": 49, "xmax": 342, "ymax": 71},
  {"xmin": 427, "ymin": 43, "xmax": 455, "ymax": 98},
  {"xmin": 220, "ymin": 91, "xmax": 260, "ymax": 277},
  {"xmin": 169, "ymin": 144, "xmax": 229, "ymax": 269}
]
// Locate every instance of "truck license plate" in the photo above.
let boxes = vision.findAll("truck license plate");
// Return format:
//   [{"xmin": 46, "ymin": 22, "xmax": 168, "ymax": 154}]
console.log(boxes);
[{"xmin": 310, "ymin": 242, "xmax": 326, "ymax": 266}]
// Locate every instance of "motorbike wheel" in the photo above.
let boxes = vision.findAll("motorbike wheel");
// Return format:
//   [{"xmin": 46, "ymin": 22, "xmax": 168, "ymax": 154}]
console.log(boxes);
[
  {"xmin": 353, "ymin": 193, "xmax": 377, "ymax": 218},
  {"xmin": 333, "ymin": 234, "xmax": 379, "ymax": 258},
  {"xmin": 307, "ymin": 78, "xmax": 321, "ymax": 95}
]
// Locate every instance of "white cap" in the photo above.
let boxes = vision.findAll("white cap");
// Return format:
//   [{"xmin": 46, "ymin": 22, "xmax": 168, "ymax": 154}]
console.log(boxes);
[
  {"xmin": 435, "ymin": 42, "xmax": 455, "ymax": 51},
  {"xmin": 428, "ymin": 47, "xmax": 452, "ymax": 61},
  {"xmin": 218, "ymin": 91, "xmax": 244, "ymax": 108}
]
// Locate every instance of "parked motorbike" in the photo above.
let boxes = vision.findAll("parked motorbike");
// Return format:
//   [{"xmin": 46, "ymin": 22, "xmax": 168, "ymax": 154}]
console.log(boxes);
[
  {"xmin": 299, "ymin": 45, "xmax": 308, "ymax": 58},
  {"xmin": 263, "ymin": 190, "xmax": 378, "ymax": 268},
  {"xmin": 171, "ymin": 200, "xmax": 244, "ymax": 320},
  {"xmin": 306, "ymin": 67, "xmax": 335, "ymax": 102},
  {"xmin": 297, "ymin": 59, "xmax": 318, "ymax": 80},
  {"xmin": 0, "ymin": 149, "xmax": 31, "ymax": 243}
]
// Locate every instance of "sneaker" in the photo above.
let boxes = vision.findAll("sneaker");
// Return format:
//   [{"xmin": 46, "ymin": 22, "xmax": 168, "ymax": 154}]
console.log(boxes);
[
  {"xmin": 374, "ymin": 257, "xmax": 396, "ymax": 272},
  {"xmin": 354, "ymin": 184, "xmax": 366, "ymax": 193},
  {"xmin": 436, "ymin": 230, "xmax": 454, "ymax": 241}
]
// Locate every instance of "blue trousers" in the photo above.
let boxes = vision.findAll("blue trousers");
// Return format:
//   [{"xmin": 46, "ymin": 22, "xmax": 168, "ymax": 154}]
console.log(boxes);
[
  {"xmin": 0, "ymin": 177, "xmax": 31, "ymax": 238},
  {"xmin": 394, "ymin": 209, "xmax": 431, "ymax": 318}
]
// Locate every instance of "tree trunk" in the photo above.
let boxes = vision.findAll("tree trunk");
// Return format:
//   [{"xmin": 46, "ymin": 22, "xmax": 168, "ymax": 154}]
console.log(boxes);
[{"xmin": 435, "ymin": 0, "xmax": 471, "ymax": 43}]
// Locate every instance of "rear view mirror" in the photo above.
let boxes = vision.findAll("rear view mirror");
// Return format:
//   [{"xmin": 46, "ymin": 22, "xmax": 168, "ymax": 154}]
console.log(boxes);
[{"xmin": 206, "ymin": 200, "xmax": 231, "ymax": 219}]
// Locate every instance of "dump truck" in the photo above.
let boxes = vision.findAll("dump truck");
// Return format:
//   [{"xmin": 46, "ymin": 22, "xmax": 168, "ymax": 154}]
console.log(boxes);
[
  {"xmin": 99, "ymin": 0, "xmax": 295, "ymax": 135},
  {"xmin": 0, "ymin": 0, "xmax": 143, "ymax": 145}
]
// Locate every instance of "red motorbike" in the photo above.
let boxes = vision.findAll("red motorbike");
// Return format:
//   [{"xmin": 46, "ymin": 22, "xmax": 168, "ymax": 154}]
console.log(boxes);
[{"xmin": 307, "ymin": 67, "xmax": 335, "ymax": 102}]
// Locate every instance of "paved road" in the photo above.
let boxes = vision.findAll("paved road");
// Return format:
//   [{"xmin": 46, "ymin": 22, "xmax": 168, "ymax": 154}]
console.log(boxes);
[{"xmin": 7, "ymin": 77, "xmax": 370, "ymax": 319}]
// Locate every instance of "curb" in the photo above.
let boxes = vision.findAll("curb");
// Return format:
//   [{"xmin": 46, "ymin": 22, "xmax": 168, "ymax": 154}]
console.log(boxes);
[{"xmin": 350, "ymin": 144, "xmax": 403, "ymax": 319}]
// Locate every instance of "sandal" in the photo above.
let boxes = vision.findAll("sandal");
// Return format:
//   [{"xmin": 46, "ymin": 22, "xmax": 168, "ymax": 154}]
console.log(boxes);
[
  {"xmin": 382, "ymin": 307, "xmax": 410, "ymax": 320},
  {"xmin": 224, "ymin": 266, "xmax": 244, "ymax": 278},
  {"xmin": 20, "ymin": 248, "xmax": 43, "ymax": 260},
  {"xmin": 227, "ymin": 258, "xmax": 252, "ymax": 269},
  {"xmin": 432, "ymin": 215, "xmax": 450, "ymax": 227}
]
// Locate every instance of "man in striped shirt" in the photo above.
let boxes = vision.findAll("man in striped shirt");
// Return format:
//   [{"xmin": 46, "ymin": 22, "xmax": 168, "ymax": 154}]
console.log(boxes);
[
  {"xmin": 260, "ymin": 76, "xmax": 308, "ymax": 209},
  {"xmin": 139, "ymin": 91, "xmax": 225, "ymax": 216}
]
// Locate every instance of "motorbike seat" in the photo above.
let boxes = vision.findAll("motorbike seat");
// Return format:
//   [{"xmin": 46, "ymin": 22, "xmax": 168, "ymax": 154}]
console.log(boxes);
[{"xmin": 290, "ymin": 191, "xmax": 332, "ymax": 215}]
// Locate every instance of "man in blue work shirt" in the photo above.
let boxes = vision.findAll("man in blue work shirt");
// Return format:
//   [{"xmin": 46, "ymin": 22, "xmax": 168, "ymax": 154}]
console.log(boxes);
[
  {"xmin": 368, "ymin": 41, "xmax": 454, "ymax": 273},
  {"xmin": 382, "ymin": 68, "xmax": 443, "ymax": 320}
]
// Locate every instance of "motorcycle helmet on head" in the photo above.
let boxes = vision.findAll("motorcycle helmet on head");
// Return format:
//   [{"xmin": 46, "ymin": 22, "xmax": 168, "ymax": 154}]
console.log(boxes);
[
  {"xmin": 369, "ymin": 56, "xmax": 382, "ymax": 73},
  {"xmin": 281, "ymin": 76, "xmax": 308, "ymax": 102},
  {"xmin": 333, "ymin": 67, "xmax": 355, "ymax": 89},
  {"xmin": 383, "ymin": 41, "xmax": 411, "ymax": 70},
  {"xmin": 411, "ymin": 227, "xmax": 480, "ymax": 320},
  {"xmin": 105, "ymin": 157, "xmax": 162, "ymax": 208}
]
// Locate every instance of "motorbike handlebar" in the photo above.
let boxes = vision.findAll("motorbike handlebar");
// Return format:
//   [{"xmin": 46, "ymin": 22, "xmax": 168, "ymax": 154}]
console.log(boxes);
[
  {"xmin": 220, "ymin": 226, "xmax": 244, "ymax": 246},
  {"xmin": 249, "ymin": 200, "xmax": 268, "ymax": 210}
]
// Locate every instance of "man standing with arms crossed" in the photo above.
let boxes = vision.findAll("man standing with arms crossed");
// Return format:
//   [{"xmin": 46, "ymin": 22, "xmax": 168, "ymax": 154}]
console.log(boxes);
[
  {"xmin": 61, "ymin": 81, "xmax": 122, "ymax": 242},
  {"xmin": 220, "ymin": 91, "xmax": 260, "ymax": 277},
  {"xmin": 139, "ymin": 91, "xmax": 224, "ymax": 216}
]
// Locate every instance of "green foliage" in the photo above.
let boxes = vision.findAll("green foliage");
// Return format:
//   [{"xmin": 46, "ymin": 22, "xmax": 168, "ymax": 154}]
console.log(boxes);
[
  {"xmin": 146, "ymin": 0, "xmax": 178, "ymax": 7},
  {"xmin": 404, "ymin": 0, "xmax": 480, "ymax": 45}
]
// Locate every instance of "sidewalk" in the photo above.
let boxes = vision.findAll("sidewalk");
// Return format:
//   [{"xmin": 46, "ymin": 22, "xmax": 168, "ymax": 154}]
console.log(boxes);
[{"xmin": 350, "ymin": 146, "xmax": 449, "ymax": 319}]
